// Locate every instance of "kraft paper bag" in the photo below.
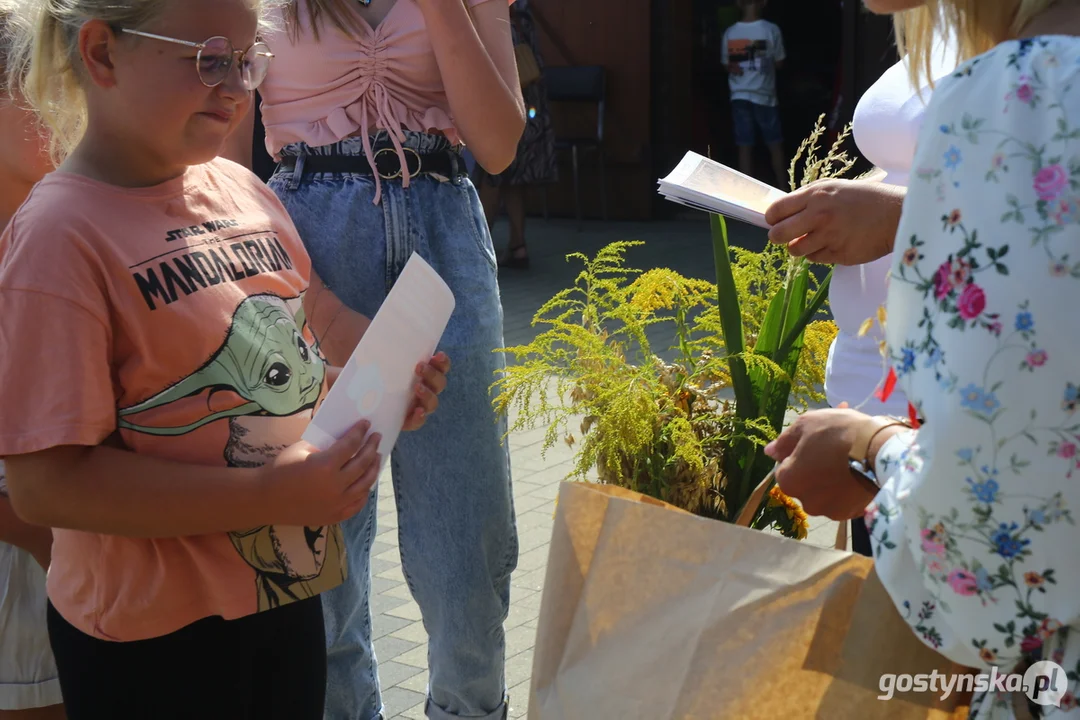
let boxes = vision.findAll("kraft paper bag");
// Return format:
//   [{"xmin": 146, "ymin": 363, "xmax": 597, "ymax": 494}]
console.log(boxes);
[{"xmin": 529, "ymin": 482, "xmax": 973, "ymax": 719}]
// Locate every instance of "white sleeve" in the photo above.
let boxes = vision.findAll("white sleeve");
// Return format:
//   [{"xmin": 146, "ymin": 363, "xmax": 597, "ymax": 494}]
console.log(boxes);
[
  {"xmin": 772, "ymin": 25, "xmax": 786, "ymax": 63},
  {"xmin": 721, "ymin": 29, "xmax": 730, "ymax": 66}
]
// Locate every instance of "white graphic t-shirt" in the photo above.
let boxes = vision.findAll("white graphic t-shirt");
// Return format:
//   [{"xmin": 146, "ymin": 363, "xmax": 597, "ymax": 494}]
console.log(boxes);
[{"xmin": 721, "ymin": 20, "xmax": 786, "ymax": 107}]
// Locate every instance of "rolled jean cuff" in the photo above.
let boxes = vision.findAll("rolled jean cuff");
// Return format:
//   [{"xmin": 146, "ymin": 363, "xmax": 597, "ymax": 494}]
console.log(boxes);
[{"xmin": 424, "ymin": 693, "xmax": 509, "ymax": 720}]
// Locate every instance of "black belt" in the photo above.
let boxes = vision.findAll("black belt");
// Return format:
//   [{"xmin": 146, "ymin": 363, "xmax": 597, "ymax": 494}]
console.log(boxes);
[{"xmin": 276, "ymin": 147, "xmax": 465, "ymax": 181}]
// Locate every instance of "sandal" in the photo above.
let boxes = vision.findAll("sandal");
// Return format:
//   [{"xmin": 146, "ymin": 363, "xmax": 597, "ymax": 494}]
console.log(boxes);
[{"xmin": 499, "ymin": 246, "xmax": 530, "ymax": 270}]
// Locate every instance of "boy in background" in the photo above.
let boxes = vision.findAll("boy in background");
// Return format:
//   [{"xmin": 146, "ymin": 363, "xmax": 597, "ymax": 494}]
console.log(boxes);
[{"xmin": 722, "ymin": 0, "xmax": 787, "ymax": 187}]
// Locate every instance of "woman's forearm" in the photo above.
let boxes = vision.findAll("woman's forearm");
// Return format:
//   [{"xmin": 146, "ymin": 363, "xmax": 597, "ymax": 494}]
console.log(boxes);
[
  {"xmin": 304, "ymin": 271, "xmax": 370, "ymax": 367},
  {"xmin": 6, "ymin": 445, "xmax": 273, "ymax": 539},
  {"xmin": 420, "ymin": 0, "xmax": 525, "ymax": 172},
  {"xmin": 0, "ymin": 494, "xmax": 52, "ymax": 566}
]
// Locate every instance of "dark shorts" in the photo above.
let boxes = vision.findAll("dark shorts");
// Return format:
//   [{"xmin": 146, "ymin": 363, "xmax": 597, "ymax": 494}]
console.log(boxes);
[
  {"xmin": 732, "ymin": 100, "xmax": 783, "ymax": 147},
  {"xmin": 47, "ymin": 596, "xmax": 326, "ymax": 720}
]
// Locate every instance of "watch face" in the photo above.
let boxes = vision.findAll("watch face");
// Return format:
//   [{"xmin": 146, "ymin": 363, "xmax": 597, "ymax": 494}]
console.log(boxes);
[{"xmin": 848, "ymin": 459, "xmax": 881, "ymax": 494}]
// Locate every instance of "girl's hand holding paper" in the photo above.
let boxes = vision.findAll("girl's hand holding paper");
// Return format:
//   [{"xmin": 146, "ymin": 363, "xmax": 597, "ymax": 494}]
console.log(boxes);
[
  {"xmin": 301, "ymin": 254, "xmax": 456, "ymax": 471},
  {"xmin": 403, "ymin": 352, "xmax": 451, "ymax": 431}
]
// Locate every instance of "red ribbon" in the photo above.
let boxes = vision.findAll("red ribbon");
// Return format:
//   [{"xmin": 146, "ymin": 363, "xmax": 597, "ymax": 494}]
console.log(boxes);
[
  {"xmin": 875, "ymin": 367, "xmax": 897, "ymax": 403},
  {"xmin": 873, "ymin": 366, "xmax": 921, "ymax": 428},
  {"xmin": 908, "ymin": 402, "xmax": 921, "ymax": 429}
]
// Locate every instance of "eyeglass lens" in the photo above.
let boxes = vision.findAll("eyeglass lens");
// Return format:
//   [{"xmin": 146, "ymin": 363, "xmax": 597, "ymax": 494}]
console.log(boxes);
[{"xmin": 197, "ymin": 37, "xmax": 271, "ymax": 91}]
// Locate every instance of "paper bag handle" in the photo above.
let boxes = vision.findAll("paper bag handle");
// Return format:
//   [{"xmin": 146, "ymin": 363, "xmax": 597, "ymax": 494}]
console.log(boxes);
[
  {"xmin": 834, "ymin": 519, "xmax": 848, "ymax": 551},
  {"xmin": 736, "ymin": 468, "xmax": 853, "ymax": 552},
  {"xmin": 735, "ymin": 469, "xmax": 775, "ymax": 528}
]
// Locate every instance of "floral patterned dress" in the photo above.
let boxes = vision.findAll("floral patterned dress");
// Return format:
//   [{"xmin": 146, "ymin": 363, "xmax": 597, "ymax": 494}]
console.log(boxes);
[{"xmin": 869, "ymin": 37, "xmax": 1080, "ymax": 718}]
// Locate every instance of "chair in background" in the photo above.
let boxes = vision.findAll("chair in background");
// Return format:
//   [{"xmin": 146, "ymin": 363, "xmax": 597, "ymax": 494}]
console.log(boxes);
[{"xmin": 543, "ymin": 65, "xmax": 607, "ymax": 223}]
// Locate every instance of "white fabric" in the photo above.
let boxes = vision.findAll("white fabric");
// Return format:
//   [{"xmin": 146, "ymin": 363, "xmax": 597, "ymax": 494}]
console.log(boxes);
[
  {"xmin": 825, "ymin": 36, "xmax": 956, "ymax": 414},
  {"xmin": 874, "ymin": 36, "xmax": 1080, "ymax": 717},
  {"xmin": 0, "ymin": 539, "xmax": 61, "ymax": 710},
  {"xmin": 720, "ymin": 20, "xmax": 785, "ymax": 107},
  {"xmin": 0, "ymin": 458, "xmax": 60, "ymax": 710}
]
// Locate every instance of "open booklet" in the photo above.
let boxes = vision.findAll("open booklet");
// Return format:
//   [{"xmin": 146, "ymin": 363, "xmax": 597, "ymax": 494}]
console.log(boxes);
[
  {"xmin": 658, "ymin": 152, "xmax": 788, "ymax": 229},
  {"xmin": 302, "ymin": 253, "xmax": 455, "ymax": 471}
]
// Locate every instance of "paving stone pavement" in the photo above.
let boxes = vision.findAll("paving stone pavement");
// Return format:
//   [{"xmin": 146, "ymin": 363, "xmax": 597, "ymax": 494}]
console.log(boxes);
[{"xmin": 374, "ymin": 217, "xmax": 842, "ymax": 719}]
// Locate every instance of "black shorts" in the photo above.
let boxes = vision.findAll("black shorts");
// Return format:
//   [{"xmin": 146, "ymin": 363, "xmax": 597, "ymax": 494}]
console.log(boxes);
[{"xmin": 47, "ymin": 596, "xmax": 326, "ymax": 720}]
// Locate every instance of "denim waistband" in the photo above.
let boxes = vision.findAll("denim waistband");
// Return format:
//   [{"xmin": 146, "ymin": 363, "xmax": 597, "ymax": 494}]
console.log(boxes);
[
  {"xmin": 277, "ymin": 131, "xmax": 460, "ymax": 204},
  {"xmin": 277, "ymin": 131, "xmax": 457, "ymax": 159}
]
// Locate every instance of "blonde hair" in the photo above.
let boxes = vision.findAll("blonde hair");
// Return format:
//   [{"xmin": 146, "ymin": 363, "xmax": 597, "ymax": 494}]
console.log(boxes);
[
  {"xmin": 897, "ymin": 0, "xmax": 1059, "ymax": 87},
  {"xmin": 10, "ymin": 0, "xmax": 280, "ymax": 163},
  {"xmin": 286, "ymin": 0, "xmax": 365, "ymax": 42},
  {"xmin": 0, "ymin": 0, "xmax": 33, "ymax": 93}
]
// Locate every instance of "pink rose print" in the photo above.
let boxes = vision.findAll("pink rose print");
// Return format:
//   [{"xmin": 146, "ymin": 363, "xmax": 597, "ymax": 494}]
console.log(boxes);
[
  {"xmin": 1052, "ymin": 261, "xmax": 1070, "ymax": 276},
  {"xmin": 946, "ymin": 569, "xmax": 978, "ymax": 596},
  {"xmin": 927, "ymin": 559, "xmax": 945, "ymax": 574},
  {"xmin": 957, "ymin": 284, "xmax": 986, "ymax": 320},
  {"xmin": 1027, "ymin": 349, "xmax": 1048, "ymax": 367},
  {"xmin": 1020, "ymin": 635, "xmax": 1044, "ymax": 653},
  {"xmin": 1035, "ymin": 164, "xmax": 1068, "ymax": 202},
  {"xmin": 933, "ymin": 262, "xmax": 953, "ymax": 300},
  {"xmin": 921, "ymin": 528, "xmax": 946, "ymax": 557},
  {"xmin": 1017, "ymin": 83, "xmax": 1035, "ymax": 104},
  {"xmin": 988, "ymin": 321, "xmax": 1003, "ymax": 336},
  {"xmin": 1058, "ymin": 442, "xmax": 1077, "ymax": 459},
  {"xmin": 1062, "ymin": 693, "xmax": 1078, "ymax": 712}
]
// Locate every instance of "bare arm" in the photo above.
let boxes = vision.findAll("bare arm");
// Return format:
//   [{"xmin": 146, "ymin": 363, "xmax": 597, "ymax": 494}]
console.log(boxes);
[
  {"xmin": 0, "ymin": 493, "xmax": 52, "ymax": 569},
  {"xmin": 304, "ymin": 269, "xmax": 372, "ymax": 368},
  {"xmin": 5, "ymin": 446, "xmax": 273, "ymax": 538},
  {"xmin": 419, "ymin": 0, "xmax": 526, "ymax": 173}
]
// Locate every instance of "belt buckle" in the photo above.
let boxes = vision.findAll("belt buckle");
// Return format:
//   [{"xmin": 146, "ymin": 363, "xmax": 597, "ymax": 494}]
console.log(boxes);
[{"xmin": 373, "ymin": 147, "xmax": 423, "ymax": 180}]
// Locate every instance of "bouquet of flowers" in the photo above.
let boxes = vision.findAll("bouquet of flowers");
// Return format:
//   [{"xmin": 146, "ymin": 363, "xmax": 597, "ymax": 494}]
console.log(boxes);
[{"xmin": 492, "ymin": 117, "xmax": 860, "ymax": 538}]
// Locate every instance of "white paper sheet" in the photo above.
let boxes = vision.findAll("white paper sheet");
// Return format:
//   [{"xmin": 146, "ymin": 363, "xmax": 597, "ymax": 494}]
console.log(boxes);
[
  {"xmin": 658, "ymin": 152, "xmax": 787, "ymax": 228},
  {"xmin": 302, "ymin": 253, "xmax": 455, "ymax": 466}
]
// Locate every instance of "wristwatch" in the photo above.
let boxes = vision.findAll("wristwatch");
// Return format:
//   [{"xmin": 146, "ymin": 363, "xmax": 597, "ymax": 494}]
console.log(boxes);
[{"xmin": 848, "ymin": 416, "xmax": 908, "ymax": 491}]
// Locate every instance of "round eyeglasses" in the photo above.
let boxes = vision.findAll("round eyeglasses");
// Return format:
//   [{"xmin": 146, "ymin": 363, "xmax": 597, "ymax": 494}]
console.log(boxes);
[{"xmin": 121, "ymin": 29, "xmax": 274, "ymax": 91}]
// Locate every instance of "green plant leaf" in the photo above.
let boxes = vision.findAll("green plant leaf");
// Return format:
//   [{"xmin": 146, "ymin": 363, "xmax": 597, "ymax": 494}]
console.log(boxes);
[{"xmin": 711, "ymin": 214, "xmax": 756, "ymax": 419}]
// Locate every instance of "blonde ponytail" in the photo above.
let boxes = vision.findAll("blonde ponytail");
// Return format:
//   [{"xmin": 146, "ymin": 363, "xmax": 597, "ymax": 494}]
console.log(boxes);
[
  {"xmin": 0, "ymin": 0, "xmax": 33, "ymax": 92},
  {"xmin": 20, "ymin": 3, "xmax": 86, "ymax": 163}
]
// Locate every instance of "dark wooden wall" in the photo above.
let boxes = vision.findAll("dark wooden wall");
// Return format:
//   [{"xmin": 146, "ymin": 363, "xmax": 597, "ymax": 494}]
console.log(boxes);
[{"xmin": 530, "ymin": 0, "xmax": 654, "ymax": 220}]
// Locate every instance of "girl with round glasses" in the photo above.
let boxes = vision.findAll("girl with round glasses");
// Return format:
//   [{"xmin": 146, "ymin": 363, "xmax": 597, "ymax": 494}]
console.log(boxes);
[{"xmin": 0, "ymin": 0, "xmax": 447, "ymax": 717}]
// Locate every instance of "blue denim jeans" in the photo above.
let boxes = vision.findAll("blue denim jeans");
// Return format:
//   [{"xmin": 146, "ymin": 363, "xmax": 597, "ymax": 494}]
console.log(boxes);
[
  {"xmin": 269, "ymin": 133, "xmax": 517, "ymax": 720},
  {"xmin": 731, "ymin": 100, "xmax": 783, "ymax": 147}
]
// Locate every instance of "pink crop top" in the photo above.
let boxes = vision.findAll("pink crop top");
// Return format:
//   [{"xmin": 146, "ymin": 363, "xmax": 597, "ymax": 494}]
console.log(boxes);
[{"xmin": 259, "ymin": 0, "xmax": 513, "ymax": 203}]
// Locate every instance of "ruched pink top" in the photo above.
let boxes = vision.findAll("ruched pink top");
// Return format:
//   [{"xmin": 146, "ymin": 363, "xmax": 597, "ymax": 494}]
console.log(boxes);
[{"xmin": 259, "ymin": 0, "xmax": 512, "ymax": 202}]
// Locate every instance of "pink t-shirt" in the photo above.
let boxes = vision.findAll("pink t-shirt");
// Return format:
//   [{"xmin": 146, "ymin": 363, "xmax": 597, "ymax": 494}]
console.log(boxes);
[
  {"xmin": 259, "ymin": 0, "xmax": 512, "ymax": 200},
  {"xmin": 0, "ymin": 159, "xmax": 345, "ymax": 641}
]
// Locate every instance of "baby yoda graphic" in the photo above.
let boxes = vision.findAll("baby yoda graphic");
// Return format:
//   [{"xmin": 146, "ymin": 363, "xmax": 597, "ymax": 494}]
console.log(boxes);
[{"xmin": 118, "ymin": 293, "xmax": 345, "ymax": 611}]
